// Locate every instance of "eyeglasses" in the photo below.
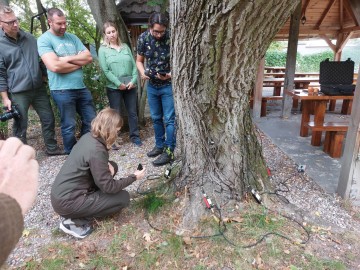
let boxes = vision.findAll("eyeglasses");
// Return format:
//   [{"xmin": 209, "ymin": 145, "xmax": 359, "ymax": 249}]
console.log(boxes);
[
  {"xmin": 152, "ymin": 29, "xmax": 165, "ymax": 36},
  {"xmin": 1, "ymin": 18, "xmax": 20, "ymax": 27}
]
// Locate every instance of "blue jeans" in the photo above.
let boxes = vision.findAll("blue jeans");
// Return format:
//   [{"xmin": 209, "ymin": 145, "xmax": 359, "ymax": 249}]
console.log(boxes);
[
  {"xmin": 147, "ymin": 83, "xmax": 176, "ymax": 151},
  {"xmin": 106, "ymin": 87, "xmax": 140, "ymax": 141},
  {"xmin": 51, "ymin": 88, "xmax": 96, "ymax": 154}
]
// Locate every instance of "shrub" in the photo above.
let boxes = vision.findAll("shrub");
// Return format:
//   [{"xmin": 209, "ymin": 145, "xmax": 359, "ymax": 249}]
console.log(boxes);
[
  {"xmin": 83, "ymin": 60, "xmax": 108, "ymax": 112},
  {"xmin": 265, "ymin": 50, "xmax": 288, "ymax": 67},
  {"xmin": 296, "ymin": 50, "xmax": 333, "ymax": 72}
]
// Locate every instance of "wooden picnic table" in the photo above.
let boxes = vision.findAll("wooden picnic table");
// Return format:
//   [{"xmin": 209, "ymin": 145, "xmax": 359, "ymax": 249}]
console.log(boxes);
[
  {"xmin": 263, "ymin": 77, "xmax": 321, "ymax": 95},
  {"xmin": 264, "ymin": 66, "xmax": 286, "ymax": 73},
  {"xmin": 286, "ymin": 90, "xmax": 353, "ymax": 146},
  {"xmin": 264, "ymin": 72, "xmax": 320, "ymax": 78}
]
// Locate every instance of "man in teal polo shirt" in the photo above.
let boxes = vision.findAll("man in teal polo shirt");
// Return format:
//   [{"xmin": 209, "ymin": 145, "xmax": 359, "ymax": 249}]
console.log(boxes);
[{"xmin": 38, "ymin": 7, "xmax": 96, "ymax": 154}]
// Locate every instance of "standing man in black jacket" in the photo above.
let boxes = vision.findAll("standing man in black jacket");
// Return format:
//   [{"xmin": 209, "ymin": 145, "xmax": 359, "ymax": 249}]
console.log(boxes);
[{"xmin": 0, "ymin": 6, "xmax": 62, "ymax": 155}]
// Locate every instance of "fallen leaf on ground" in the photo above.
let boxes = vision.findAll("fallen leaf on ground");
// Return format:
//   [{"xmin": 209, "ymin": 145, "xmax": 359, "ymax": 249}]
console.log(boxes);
[
  {"xmin": 143, "ymin": 232, "xmax": 151, "ymax": 242},
  {"xmin": 183, "ymin": 236, "xmax": 192, "ymax": 245}
]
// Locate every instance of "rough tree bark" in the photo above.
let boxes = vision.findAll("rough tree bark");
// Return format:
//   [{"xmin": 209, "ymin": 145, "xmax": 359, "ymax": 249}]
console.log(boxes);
[
  {"xmin": 170, "ymin": 0, "xmax": 299, "ymax": 226},
  {"xmin": 35, "ymin": 0, "xmax": 47, "ymax": 33},
  {"xmin": 86, "ymin": 0, "xmax": 131, "ymax": 48}
]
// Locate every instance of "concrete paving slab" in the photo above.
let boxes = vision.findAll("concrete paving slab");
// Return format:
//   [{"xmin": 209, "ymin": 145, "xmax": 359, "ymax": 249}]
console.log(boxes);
[{"xmin": 253, "ymin": 99, "xmax": 350, "ymax": 194}]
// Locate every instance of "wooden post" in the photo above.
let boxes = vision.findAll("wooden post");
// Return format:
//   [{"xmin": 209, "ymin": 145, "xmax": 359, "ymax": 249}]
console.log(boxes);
[
  {"xmin": 337, "ymin": 68, "xmax": 360, "ymax": 205},
  {"xmin": 281, "ymin": 1, "xmax": 301, "ymax": 118},
  {"xmin": 252, "ymin": 57, "xmax": 265, "ymax": 119}
]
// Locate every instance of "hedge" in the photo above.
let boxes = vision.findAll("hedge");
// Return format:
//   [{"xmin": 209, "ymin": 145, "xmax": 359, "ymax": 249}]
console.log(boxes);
[{"xmin": 265, "ymin": 50, "xmax": 359, "ymax": 72}]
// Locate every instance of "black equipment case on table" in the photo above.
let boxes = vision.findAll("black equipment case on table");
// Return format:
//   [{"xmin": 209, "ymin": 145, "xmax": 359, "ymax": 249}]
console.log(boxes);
[{"xmin": 320, "ymin": 58, "xmax": 355, "ymax": 96}]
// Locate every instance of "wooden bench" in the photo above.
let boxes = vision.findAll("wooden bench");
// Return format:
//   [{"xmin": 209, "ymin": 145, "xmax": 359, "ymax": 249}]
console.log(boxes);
[
  {"xmin": 250, "ymin": 96, "xmax": 283, "ymax": 117},
  {"xmin": 261, "ymin": 96, "xmax": 283, "ymax": 116},
  {"xmin": 307, "ymin": 121, "xmax": 348, "ymax": 158}
]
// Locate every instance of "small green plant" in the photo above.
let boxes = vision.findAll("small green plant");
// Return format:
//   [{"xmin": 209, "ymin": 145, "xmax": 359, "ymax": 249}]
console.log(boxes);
[
  {"xmin": 88, "ymin": 255, "xmax": 115, "ymax": 268},
  {"xmin": 135, "ymin": 193, "xmax": 166, "ymax": 213},
  {"xmin": 138, "ymin": 251, "xmax": 158, "ymax": 268},
  {"xmin": 40, "ymin": 258, "xmax": 68, "ymax": 270},
  {"xmin": 167, "ymin": 235, "xmax": 183, "ymax": 259}
]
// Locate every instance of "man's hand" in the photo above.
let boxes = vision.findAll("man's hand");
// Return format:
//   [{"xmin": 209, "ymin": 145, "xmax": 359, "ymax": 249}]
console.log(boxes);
[
  {"xmin": 156, "ymin": 73, "xmax": 171, "ymax": 80},
  {"xmin": 0, "ymin": 138, "xmax": 39, "ymax": 216},
  {"xmin": 2, "ymin": 98, "xmax": 11, "ymax": 111}
]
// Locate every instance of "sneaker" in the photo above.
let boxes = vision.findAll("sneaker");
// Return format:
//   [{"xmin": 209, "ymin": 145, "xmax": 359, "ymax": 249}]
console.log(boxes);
[
  {"xmin": 59, "ymin": 218, "xmax": 93, "ymax": 239},
  {"xmin": 111, "ymin": 142, "xmax": 121, "ymax": 150},
  {"xmin": 46, "ymin": 147, "xmax": 66, "ymax": 156},
  {"xmin": 152, "ymin": 147, "xmax": 174, "ymax": 167},
  {"xmin": 132, "ymin": 137, "xmax": 143, "ymax": 147},
  {"xmin": 147, "ymin": 146, "xmax": 164, "ymax": 157}
]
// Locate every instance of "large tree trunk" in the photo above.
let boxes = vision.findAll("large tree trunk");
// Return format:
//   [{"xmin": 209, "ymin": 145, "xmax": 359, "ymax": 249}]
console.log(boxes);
[
  {"xmin": 35, "ymin": 0, "xmax": 47, "ymax": 33},
  {"xmin": 170, "ymin": 0, "xmax": 299, "ymax": 226}
]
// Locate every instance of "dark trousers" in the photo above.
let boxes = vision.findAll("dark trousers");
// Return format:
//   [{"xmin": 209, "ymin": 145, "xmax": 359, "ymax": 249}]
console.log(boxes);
[
  {"xmin": 61, "ymin": 161, "xmax": 130, "ymax": 226},
  {"xmin": 106, "ymin": 87, "xmax": 140, "ymax": 141},
  {"xmin": 10, "ymin": 85, "xmax": 58, "ymax": 151}
]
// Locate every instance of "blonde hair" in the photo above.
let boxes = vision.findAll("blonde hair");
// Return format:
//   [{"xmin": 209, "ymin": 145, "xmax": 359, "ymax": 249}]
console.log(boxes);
[
  {"xmin": 101, "ymin": 21, "xmax": 122, "ymax": 47},
  {"xmin": 91, "ymin": 108, "xmax": 123, "ymax": 149}
]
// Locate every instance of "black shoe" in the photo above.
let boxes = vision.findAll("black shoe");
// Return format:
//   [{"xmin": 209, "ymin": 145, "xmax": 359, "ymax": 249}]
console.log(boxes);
[
  {"xmin": 152, "ymin": 148, "xmax": 174, "ymax": 167},
  {"xmin": 46, "ymin": 148, "xmax": 66, "ymax": 156},
  {"xmin": 147, "ymin": 146, "xmax": 164, "ymax": 157}
]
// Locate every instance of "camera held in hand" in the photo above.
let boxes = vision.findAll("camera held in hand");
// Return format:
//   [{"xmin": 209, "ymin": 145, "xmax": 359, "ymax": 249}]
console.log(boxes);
[
  {"xmin": 144, "ymin": 68, "xmax": 156, "ymax": 79},
  {"xmin": 0, "ymin": 104, "xmax": 21, "ymax": 122}
]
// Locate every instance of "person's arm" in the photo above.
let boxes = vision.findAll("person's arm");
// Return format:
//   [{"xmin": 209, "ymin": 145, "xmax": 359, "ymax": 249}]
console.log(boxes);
[
  {"xmin": 0, "ymin": 193, "xmax": 24, "ymax": 267},
  {"xmin": 98, "ymin": 47, "xmax": 122, "ymax": 88},
  {"xmin": 136, "ymin": 54, "xmax": 149, "ymax": 80},
  {"xmin": 62, "ymin": 50, "xmax": 92, "ymax": 66},
  {"xmin": 0, "ymin": 57, "xmax": 11, "ymax": 110},
  {"xmin": 89, "ymin": 151, "xmax": 144, "ymax": 193},
  {"xmin": 40, "ymin": 51, "xmax": 82, "ymax": 74},
  {"xmin": 0, "ymin": 138, "xmax": 38, "ymax": 266}
]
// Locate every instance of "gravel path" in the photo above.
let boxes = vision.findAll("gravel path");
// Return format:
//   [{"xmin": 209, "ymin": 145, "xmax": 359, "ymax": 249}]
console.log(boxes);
[{"xmin": 3, "ymin": 117, "xmax": 360, "ymax": 269}]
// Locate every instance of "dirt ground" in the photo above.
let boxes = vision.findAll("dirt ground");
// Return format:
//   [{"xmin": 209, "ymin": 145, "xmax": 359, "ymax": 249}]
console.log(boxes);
[{"xmin": 2, "ymin": 111, "xmax": 360, "ymax": 270}]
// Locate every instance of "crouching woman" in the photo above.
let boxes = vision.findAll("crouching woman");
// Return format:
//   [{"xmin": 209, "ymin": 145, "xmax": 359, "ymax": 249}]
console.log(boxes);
[{"xmin": 51, "ymin": 108, "xmax": 145, "ymax": 239}]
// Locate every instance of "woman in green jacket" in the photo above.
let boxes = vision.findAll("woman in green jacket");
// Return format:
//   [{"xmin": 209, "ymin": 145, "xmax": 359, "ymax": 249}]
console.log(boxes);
[{"xmin": 98, "ymin": 21, "xmax": 142, "ymax": 148}]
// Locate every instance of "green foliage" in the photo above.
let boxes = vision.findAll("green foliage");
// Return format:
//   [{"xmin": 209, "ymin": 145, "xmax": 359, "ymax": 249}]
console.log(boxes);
[
  {"xmin": 265, "ymin": 46, "xmax": 359, "ymax": 72},
  {"xmin": 296, "ymin": 51, "xmax": 334, "ymax": 72},
  {"xmin": 0, "ymin": 106, "xmax": 8, "ymax": 139},
  {"xmin": 82, "ymin": 60, "xmax": 108, "ymax": 112},
  {"xmin": 265, "ymin": 50, "xmax": 335, "ymax": 72},
  {"xmin": 268, "ymin": 41, "xmax": 285, "ymax": 51},
  {"xmin": 265, "ymin": 50, "xmax": 288, "ymax": 67},
  {"xmin": 147, "ymin": 0, "xmax": 169, "ymax": 12}
]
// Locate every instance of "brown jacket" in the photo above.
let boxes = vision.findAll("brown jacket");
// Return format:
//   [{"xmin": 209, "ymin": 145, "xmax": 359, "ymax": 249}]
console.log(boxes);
[
  {"xmin": 0, "ymin": 193, "xmax": 24, "ymax": 266},
  {"xmin": 51, "ymin": 132, "xmax": 136, "ymax": 216}
]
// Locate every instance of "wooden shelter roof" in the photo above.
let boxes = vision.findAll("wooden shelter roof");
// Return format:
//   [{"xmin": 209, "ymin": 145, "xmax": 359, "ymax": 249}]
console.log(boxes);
[
  {"xmin": 117, "ymin": 0, "xmax": 162, "ymax": 26},
  {"xmin": 276, "ymin": 0, "xmax": 360, "ymax": 40}
]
